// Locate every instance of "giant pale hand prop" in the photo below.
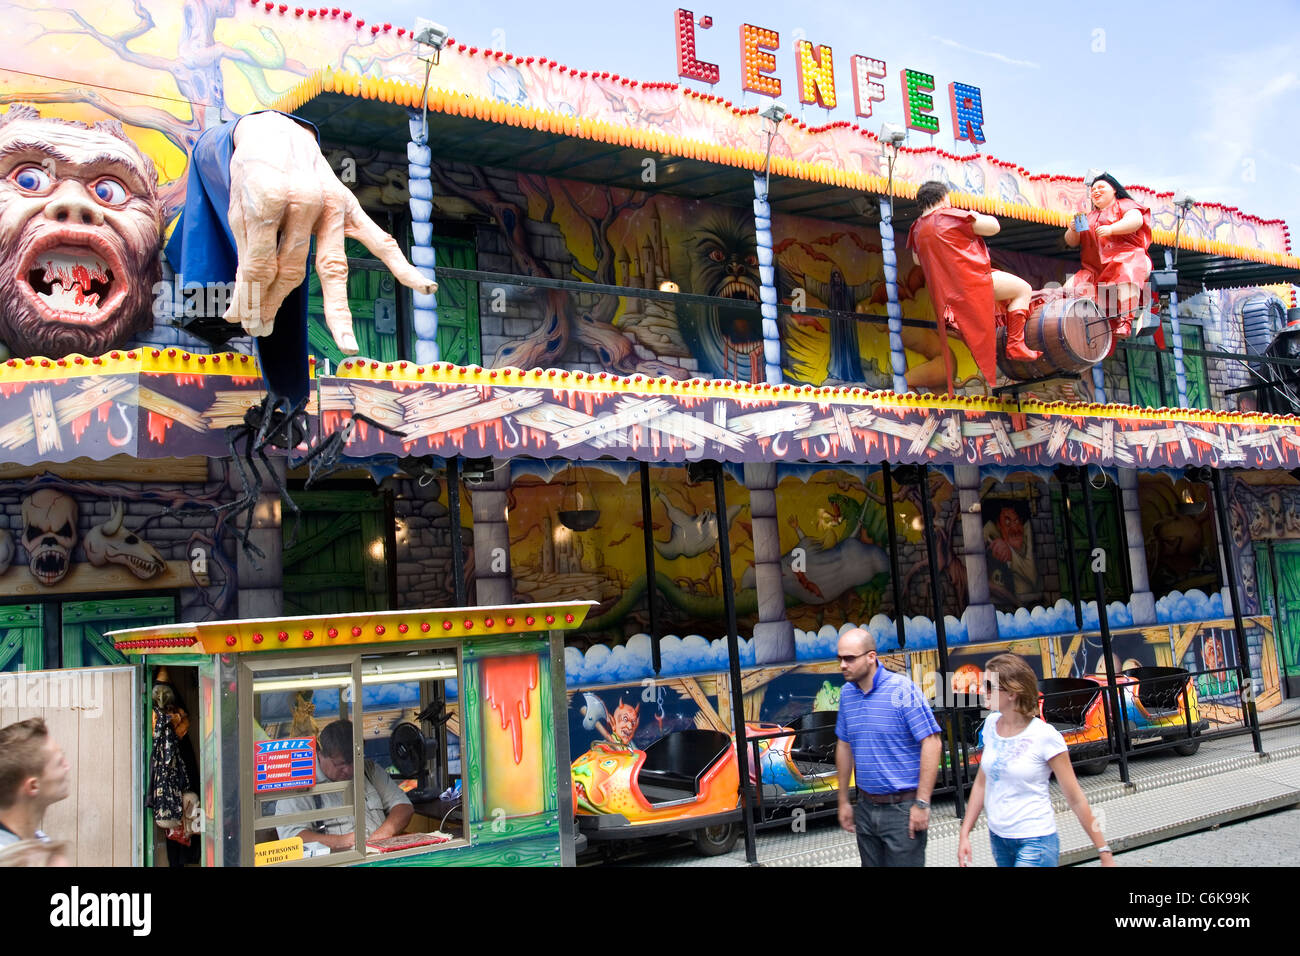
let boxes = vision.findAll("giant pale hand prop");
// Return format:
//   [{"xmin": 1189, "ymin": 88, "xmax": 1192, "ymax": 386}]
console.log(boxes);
[{"xmin": 222, "ymin": 112, "xmax": 435, "ymax": 352}]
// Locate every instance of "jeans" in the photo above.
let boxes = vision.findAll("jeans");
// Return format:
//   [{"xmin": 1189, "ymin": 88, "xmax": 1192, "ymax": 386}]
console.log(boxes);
[
  {"xmin": 854, "ymin": 795, "xmax": 927, "ymax": 867},
  {"xmin": 989, "ymin": 830, "xmax": 1060, "ymax": 867}
]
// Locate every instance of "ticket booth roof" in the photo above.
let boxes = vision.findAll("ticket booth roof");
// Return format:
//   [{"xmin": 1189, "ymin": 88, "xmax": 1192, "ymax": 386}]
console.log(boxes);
[{"xmin": 109, "ymin": 601, "xmax": 597, "ymax": 656}]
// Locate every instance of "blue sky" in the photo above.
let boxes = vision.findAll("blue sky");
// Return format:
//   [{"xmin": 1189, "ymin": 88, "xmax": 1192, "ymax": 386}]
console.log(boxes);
[{"xmin": 354, "ymin": 0, "xmax": 1300, "ymax": 234}]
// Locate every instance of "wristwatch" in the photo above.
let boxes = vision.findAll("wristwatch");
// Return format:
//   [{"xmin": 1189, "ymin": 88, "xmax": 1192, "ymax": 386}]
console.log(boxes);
[{"xmin": 914, "ymin": 799, "xmax": 930, "ymax": 809}]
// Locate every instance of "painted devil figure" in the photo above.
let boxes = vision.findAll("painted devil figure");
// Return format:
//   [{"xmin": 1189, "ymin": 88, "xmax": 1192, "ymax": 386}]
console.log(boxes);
[{"xmin": 0, "ymin": 105, "xmax": 163, "ymax": 359}]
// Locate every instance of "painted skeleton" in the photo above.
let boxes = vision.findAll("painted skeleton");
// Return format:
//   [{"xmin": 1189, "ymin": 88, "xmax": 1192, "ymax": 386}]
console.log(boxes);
[
  {"xmin": 21, "ymin": 489, "xmax": 77, "ymax": 585},
  {"xmin": 84, "ymin": 501, "xmax": 165, "ymax": 579}
]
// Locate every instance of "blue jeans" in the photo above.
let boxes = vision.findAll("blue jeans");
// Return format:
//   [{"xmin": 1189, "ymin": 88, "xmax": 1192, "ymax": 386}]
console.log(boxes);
[{"xmin": 990, "ymin": 831, "xmax": 1059, "ymax": 867}]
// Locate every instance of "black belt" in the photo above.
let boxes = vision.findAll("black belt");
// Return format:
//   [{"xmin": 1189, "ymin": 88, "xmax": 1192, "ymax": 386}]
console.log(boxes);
[{"xmin": 860, "ymin": 788, "xmax": 917, "ymax": 805}]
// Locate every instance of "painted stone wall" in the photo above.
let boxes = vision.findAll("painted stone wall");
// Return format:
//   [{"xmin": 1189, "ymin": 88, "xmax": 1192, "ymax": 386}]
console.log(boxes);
[
  {"xmin": 0, "ymin": 466, "xmax": 237, "ymax": 623},
  {"xmin": 390, "ymin": 475, "xmax": 470, "ymax": 611}
]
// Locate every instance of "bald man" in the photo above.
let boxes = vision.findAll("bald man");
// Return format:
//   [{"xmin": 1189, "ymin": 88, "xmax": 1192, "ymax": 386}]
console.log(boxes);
[{"xmin": 835, "ymin": 628, "xmax": 941, "ymax": 866}]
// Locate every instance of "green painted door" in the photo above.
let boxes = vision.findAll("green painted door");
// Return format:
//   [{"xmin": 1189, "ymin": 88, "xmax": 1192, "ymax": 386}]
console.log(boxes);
[
  {"xmin": 0, "ymin": 604, "xmax": 44, "ymax": 672},
  {"xmin": 62, "ymin": 597, "xmax": 175, "ymax": 669},
  {"xmin": 433, "ymin": 237, "xmax": 481, "ymax": 366},
  {"xmin": 1127, "ymin": 323, "xmax": 1209, "ymax": 410},
  {"xmin": 307, "ymin": 236, "xmax": 403, "ymax": 370},
  {"xmin": 1051, "ymin": 486, "xmax": 1129, "ymax": 605},
  {"xmin": 283, "ymin": 491, "xmax": 389, "ymax": 616},
  {"xmin": 1256, "ymin": 542, "xmax": 1300, "ymax": 697}
]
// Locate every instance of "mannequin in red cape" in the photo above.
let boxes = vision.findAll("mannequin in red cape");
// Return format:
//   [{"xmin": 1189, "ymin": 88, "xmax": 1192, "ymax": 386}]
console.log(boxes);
[{"xmin": 906, "ymin": 181, "xmax": 1037, "ymax": 391}]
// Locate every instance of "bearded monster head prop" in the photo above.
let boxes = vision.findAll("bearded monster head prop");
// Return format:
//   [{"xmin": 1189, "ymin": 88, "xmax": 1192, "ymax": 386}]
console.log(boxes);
[{"xmin": 0, "ymin": 105, "xmax": 163, "ymax": 358}]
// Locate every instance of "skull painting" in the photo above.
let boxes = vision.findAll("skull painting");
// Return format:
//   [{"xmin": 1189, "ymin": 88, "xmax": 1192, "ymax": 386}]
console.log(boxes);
[
  {"xmin": 21, "ymin": 489, "xmax": 77, "ymax": 585},
  {"xmin": 83, "ymin": 500, "xmax": 164, "ymax": 579}
]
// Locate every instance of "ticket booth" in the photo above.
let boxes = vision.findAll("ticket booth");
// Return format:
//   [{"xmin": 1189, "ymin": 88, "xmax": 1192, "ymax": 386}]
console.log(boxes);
[{"xmin": 110, "ymin": 602, "xmax": 591, "ymax": 867}]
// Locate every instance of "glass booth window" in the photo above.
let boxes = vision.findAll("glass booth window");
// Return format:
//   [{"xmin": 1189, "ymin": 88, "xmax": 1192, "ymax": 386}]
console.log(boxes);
[{"xmin": 248, "ymin": 650, "xmax": 459, "ymax": 866}]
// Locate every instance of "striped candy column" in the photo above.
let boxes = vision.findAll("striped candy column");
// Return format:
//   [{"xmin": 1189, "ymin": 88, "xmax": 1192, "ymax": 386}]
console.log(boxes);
[
  {"xmin": 1164, "ymin": 251, "xmax": 1190, "ymax": 408},
  {"xmin": 878, "ymin": 197, "xmax": 909, "ymax": 394},
  {"xmin": 408, "ymin": 111, "xmax": 439, "ymax": 365},
  {"xmin": 753, "ymin": 175, "xmax": 783, "ymax": 385}
]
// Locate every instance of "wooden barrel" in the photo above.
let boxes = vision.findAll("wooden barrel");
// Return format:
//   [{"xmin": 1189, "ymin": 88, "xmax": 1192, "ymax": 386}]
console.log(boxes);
[{"xmin": 997, "ymin": 294, "xmax": 1110, "ymax": 381}]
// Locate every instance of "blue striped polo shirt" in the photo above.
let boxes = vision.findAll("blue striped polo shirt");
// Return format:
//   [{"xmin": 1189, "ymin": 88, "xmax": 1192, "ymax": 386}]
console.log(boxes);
[{"xmin": 835, "ymin": 665, "xmax": 941, "ymax": 794}]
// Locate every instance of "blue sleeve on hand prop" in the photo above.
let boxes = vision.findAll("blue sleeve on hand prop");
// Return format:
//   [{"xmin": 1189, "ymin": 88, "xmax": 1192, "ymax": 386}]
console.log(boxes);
[{"xmin": 166, "ymin": 114, "xmax": 320, "ymax": 404}]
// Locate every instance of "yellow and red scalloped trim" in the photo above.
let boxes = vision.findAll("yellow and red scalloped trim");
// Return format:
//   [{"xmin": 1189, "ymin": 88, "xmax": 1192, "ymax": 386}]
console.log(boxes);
[
  {"xmin": 110, "ymin": 601, "xmax": 595, "ymax": 655},
  {"xmin": 3, "ymin": 348, "xmax": 1294, "ymax": 431},
  {"xmin": 332, "ymin": 356, "xmax": 1300, "ymax": 429},
  {"xmin": 0, "ymin": 349, "xmax": 264, "ymax": 382}
]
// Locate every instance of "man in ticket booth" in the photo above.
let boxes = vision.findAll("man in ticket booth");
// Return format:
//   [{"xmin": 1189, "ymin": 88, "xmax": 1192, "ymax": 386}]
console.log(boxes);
[{"xmin": 275, "ymin": 720, "xmax": 412, "ymax": 850}]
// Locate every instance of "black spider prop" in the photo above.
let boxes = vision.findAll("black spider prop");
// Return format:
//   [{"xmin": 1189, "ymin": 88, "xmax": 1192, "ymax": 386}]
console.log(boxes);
[{"xmin": 169, "ymin": 389, "xmax": 407, "ymax": 565}]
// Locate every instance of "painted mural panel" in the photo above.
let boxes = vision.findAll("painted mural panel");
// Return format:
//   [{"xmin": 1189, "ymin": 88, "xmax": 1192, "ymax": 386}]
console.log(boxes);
[
  {"xmin": 769, "ymin": 467, "xmax": 897, "ymax": 629},
  {"xmin": 1138, "ymin": 473, "xmax": 1220, "ymax": 599},
  {"xmin": 0, "ymin": 472, "xmax": 236, "ymax": 632},
  {"xmin": 508, "ymin": 462, "xmax": 756, "ymax": 654},
  {"xmin": 429, "ymin": 163, "xmax": 771, "ymax": 381},
  {"xmin": 980, "ymin": 474, "xmax": 1058, "ymax": 612}
]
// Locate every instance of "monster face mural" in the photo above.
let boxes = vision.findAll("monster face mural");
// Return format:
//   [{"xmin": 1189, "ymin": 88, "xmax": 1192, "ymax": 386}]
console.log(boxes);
[
  {"xmin": 689, "ymin": 214, "xmax": 763, "ymax": 382},
  {"xmin": 0, "ymin": 106, "xmax": 163, "ymax": 358}
]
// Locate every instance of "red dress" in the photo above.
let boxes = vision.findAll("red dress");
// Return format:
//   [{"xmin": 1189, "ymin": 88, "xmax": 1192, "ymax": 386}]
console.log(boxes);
[
  {"xmin": 1069, "ymin": 197, "xmax": 1153, "ymax": 317},
  {"xmin": 906, "ymin": 208, "xmax": 997, "ymax": 384}
]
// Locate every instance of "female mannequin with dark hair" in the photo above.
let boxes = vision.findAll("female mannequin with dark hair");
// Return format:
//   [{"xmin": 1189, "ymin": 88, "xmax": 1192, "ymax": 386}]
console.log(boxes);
[{"xmin": 1063, "ymin": 172, "xmax": 1153, "ymax": 340}]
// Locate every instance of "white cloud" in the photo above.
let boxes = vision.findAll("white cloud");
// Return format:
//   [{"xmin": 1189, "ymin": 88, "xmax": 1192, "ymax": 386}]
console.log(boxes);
[
  {"xmin": 1193, "ymin": 51, "xmax": 1297, "ymax": 183},
  {"xmin": 930, "ymin": 35, "xmax": 1041, "ymax": 69}
]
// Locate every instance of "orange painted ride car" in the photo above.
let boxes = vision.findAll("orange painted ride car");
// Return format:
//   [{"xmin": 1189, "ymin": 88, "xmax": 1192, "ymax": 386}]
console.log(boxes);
[
  {"xmin": 1039, "ymin": 666, "xmax": 1207, "ymax": 774},
  {"xmin": 570, "ymin": 728, "xmax": 742, "ymax": 855}
]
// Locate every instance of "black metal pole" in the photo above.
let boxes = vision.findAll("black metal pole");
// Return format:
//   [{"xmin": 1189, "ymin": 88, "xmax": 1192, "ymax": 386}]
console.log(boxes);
[
  {"xmin": 1058, "ymin": 478, "xmax": 1084, "ymax": 629},
  {"xmin": 383, "ymin": 488, "xmax": 399, "ymax": 608},
  {"xmin": 916, "ymin": 465, "xmax": 964, "ymax": 818},
  {"xmin": 639, "ymin": 461, "xmax": 662, "ymax": 674},
  {"xmin": 447, "ymin": 456, "xmax": 467, "ymax": 607},
  {"xmin": 1078, "ymin": 468, "xmax": 1130, "ymax": 784},
  {"xmin": 1210, "ymin": 468, "xmax": 1263, "ymax": 753},
  {"xmin": 1112, "ymin": 483, "xmax": 1133, "ymax": 603},
  {"xmin": 712, "ymin": 462, "xmax": 757, "ymax": 864},
  {"xmin": 881, "ymin": 462, "xmax": 908, "ymax": 650}
]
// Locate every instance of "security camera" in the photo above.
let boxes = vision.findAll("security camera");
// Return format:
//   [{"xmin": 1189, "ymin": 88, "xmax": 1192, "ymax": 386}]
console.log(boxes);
[
  {"xmin": 414, "ymin": 18, "xmax": 450, "ymax": 50},
  {"xmin": 879, "ymin": 122, "xmax": 905, "ymax": 147},
  {"xmin": 759, "ymin": 102, "xmax": 788, "ymax": 124},
  {"xmin": 1173, "ymin": 189, "xmax": 1195, "ymax": 210}
]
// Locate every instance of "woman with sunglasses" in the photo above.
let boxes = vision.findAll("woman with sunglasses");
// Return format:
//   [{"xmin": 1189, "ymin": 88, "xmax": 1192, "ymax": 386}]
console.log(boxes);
[{"xmin": 958, "ymin": 654, "xmax": 1115, "ymax": 867}]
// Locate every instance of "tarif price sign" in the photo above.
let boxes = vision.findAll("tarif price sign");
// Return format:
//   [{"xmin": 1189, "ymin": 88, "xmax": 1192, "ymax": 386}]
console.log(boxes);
[{"xmin": 254, "ymin": 737, "xmax": 316, "ymax": 793}]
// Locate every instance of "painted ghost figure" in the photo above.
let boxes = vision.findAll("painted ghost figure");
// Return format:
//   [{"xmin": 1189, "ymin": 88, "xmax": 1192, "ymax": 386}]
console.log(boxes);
[
  {"xmin": 21, "ymin": 488, "xmax": 78, "ymax": 586},
  {"xmin": 0, "ymin": 106, "xmax": 163, "ymax": 358}
]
